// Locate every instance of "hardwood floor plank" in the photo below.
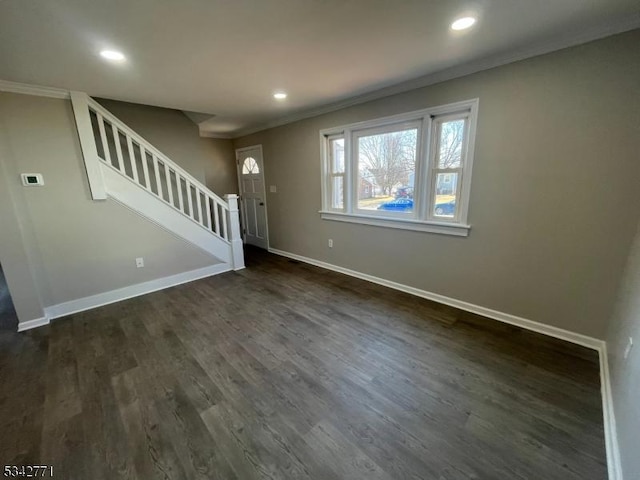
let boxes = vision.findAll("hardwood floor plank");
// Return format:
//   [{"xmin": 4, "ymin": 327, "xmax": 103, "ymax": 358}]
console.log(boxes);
[
  {"xmin": 111, "ymin": 367, "xmax": 188, "ymax": 480},
  {"xmin": 201, "ymin": 405, "xmax": 264, "ymax": 480},
  {"xmin": 0, "ymin": 329, "xmax": 48, "ymax": 465},
  {"xmin": 303, "ymin": 421, "xmax": 392, "ymax": 480},
  {"xmin": 42, "ymin": 320, "xmax": 82, "ymax": 431},
  {"xmin": 40, "ymin": 412, "xmax": 87, "ymax": 480},
  {"xmin": 73, "ymin": 348, "xmax": 136, "ymax": 479},
  {"xmin": 140, "ymin": 310, "xmax": 226, "ymax": 413},
  {"xmin": 200, "ymin": 402, "xmax": 285, "ymax": 480}
]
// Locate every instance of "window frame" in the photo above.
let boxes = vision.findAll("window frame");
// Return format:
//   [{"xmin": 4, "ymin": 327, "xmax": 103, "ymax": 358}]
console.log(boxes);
[
  {"xmin": 326, "ymin": 134, "xmax": 346, "ymax": 210},
  {"xmin": 352, "ymin": 120, "xmax": 421, "ymax": 219},
  {"xmin": 427, "ymin": 112, "xmax": 471, "ymax": 224},
  {"xmin": 319, "ymin": 99, "xmax": 478, "ymax": 237}
]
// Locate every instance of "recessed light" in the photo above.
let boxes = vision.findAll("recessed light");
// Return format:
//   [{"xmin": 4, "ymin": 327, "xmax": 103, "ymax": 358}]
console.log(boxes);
[
  {"xmin": 273, "ymin": 92, "xmax": 287, "ymax": 100},
  {"xmin": 451, "ymin": 16, "xmax": 476, "ymax": 31},
  {"xmin": 100, "ymin": 50, "xmax": 126, "ymax": 61}
]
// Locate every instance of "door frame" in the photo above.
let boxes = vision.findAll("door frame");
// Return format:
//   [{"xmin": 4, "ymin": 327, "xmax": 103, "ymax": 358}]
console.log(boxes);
[{"xmin": 235, "ymin": 144, "xmax": 270, "ymax": 250}]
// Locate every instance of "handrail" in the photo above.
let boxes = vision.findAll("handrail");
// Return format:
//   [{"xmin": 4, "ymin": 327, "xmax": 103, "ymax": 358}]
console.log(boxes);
[{"xmin": 86, "ymin": 97, "xmax": 229, "ymax": 208}]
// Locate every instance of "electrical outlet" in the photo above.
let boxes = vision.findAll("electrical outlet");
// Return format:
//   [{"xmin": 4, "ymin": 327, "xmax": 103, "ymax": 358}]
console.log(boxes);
[
  {"xmin": 269, "ymin": 185, "xmax": 277, "ymax": 193},
  {"xmin": 328, "ymin": 239, "xmax": 333, "ymax": 248},
  {"xmin": 136, "ymin": 257, "xmax": 144, "ymax": 268},
  {"xmin": 623, "ymin": 337, "xmax": 633, "ymax": 359}
]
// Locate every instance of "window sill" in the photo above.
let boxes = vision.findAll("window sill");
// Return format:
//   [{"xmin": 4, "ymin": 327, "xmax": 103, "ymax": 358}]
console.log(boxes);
[{"xmin": 319, "ymin": 211, "xmax": 470, "ymax": 237}]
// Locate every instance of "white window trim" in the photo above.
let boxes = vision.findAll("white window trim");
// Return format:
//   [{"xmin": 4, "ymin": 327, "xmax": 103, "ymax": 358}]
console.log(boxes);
[
  {"xmin": 319, "ymin": 98, "xmax": 478, "ymax": 237},
  {"xmin": 326, "ymin": 134, "xmax": 345, "ymax": 210}
]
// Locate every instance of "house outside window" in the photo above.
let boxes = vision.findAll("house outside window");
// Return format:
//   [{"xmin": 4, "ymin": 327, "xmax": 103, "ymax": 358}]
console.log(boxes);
[{"xmin": 320, "ymin": 99, "xmax": 478, "ymax": 236}]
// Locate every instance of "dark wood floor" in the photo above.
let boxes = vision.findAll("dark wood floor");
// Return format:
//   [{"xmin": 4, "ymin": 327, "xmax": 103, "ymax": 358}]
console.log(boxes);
[{"xmin": 0, "ymin": 247, "xmax": 607, "ymax": 479}]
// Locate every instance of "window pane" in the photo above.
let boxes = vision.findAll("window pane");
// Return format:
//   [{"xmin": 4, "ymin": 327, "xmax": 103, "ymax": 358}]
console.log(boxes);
[
  {"xmin": 242, "ymin": 157, "xmax": 259, "ymax": 174},
  {"xmin": 433, "ymin": 172, "xmax": 458, "ymax": 218},
  {"xmin": 330, "ymin": 138, "xmax": 344, "ymax": 173},
  {"xmin": 438, "ymin": 119, "xmax": 465, "ymax": 168},
  {"xmin": 331, "ymin": 175, "xmax": 343, "ymax": 209},
  {"xmin": 357, "ymin": 128, "xmax": 417, "ymax": 212}
]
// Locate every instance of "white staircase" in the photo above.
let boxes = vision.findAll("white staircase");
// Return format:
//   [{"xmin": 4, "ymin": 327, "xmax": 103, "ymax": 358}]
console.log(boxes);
[{"xmin": 69, "ymin": 92, "xmax": 244, "ymax": 270}]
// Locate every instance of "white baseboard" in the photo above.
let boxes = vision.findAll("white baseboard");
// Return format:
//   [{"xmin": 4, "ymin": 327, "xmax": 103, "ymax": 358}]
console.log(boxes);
[
  {"xmin": 599, "ymin": 344, "xmax": 622, "ymax": 480},
  {"xmin": 17, "ymin": 316, "xmax": 50, "ymax": 332},
  {"xmin": 44, "ymin": 262, "xmax": 232, "ymax": 321},
  {"xmin": 268, "ymin": 247, "xmax": 603, "ymax": 349},
  {"xmin": 268, "ymin": 247, "xmax": 622, "ymax": 478}
]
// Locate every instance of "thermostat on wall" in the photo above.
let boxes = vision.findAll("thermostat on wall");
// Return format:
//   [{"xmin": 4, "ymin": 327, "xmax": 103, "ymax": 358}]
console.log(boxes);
[{"xmin": 21, "ymin": 173, "xmax": 44, "ymax": 186}]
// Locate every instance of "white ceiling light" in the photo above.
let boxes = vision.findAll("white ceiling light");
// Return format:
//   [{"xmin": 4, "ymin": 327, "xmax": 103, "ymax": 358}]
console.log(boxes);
[
  {"xmin": 273, "ymin": 91, "xmax": 287, "ymax": 100},
  {"xmin": 100, "ymin": 50, "xmax": 126, "ymax": 61},
  {"xmin": 451, "ymin": 17, "xmax": 477, "ymax": 31}
]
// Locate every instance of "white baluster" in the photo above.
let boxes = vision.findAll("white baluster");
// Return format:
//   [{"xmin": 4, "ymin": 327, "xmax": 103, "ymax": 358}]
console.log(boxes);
[
  {"xmin": 176, "ymin": 173, "xmax": 184, "ymax": 213},
  {"xmin": 96, "ymin": 114, "xmax": 112, "ymax": 164},
  {"xmin": 213, "ymin": 200, "xmax": 220, "ymax": 236},
  {"xmin": 112, "ymin": 124, "xmax": 125, "ymax": 173},
  {"xmin": 205, "ymin": 195, "xmax": 212, "ymax": 230},
  {"xmin": 196, "ymin": 189, "xmax": 203, "ymax": 225},
  {"xmin": 140, "ymin": 145, "xmax": 151, "ymax": 190},
  {"xmin": 126, "ymin": 137, "xmax": 139, "ymax": 183},
  {"xmin": 164, "ymin": 163, "xmax": 174, "ymax": 206},
  {"xmin": 186, "ymin": 181, "xmax": 194, "ymax": 219},
  {"xmin": 153, "ymin": 156, "xmax": 163, "ymax": 198}
]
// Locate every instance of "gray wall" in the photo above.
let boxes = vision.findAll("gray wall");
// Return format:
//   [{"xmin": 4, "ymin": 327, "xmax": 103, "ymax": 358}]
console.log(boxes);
[
  {"xmin": 95, "ymin": 98, "xmax": 238, "ymax": 196},
  {"xmin": 0, "ymin": 142, "xmax": 47, "ymax": 322},
  {"xmin": 234, "ymin": 29, "xmax": 640, "ymax": 339},
  {"xmin": 0, "ymin": 92, "xmax": 220, "ymax": 317},
  {"xmin": 606, "ymin": 220, "xmax": 640, "ymax": 479}
]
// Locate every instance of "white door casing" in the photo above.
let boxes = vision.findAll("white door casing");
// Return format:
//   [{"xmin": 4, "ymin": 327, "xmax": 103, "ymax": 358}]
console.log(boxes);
[{"xmin": 236, "ymin": 145, "xmax": 268, "ymax": 249}]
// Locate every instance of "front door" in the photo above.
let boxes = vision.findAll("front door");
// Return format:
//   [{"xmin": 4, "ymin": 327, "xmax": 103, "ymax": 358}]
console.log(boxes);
[{"xmin": 236, "ymin": 145, "xmax": 268, "ymax": 249}]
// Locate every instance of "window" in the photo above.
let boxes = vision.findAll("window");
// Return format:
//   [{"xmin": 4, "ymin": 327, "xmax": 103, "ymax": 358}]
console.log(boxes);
[
  {"xmin": 355, "ymin": 124, "xmax": 418, "ymax": 213},
  {"xmin": 320, "ymin": 99, "xmax": 478, "ymax": 236},
  {"xmin": 242, "ymin": 157, "xmax": 260, "ymax": 174},
  {"xmin": 328, "ymin": 136, "xmax": 345, "ymax": 209}
]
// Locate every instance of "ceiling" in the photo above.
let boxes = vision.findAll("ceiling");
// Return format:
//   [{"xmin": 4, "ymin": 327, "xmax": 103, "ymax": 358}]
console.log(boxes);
[{"xmin": 1, "ymin": 1, "xmax": 638, "ymax": 137}]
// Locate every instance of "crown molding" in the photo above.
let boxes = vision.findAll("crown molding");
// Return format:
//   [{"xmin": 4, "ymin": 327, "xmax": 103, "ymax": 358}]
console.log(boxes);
[
  {"xmin": 0, "ymin": 79, "xmax": 70, "ymax": 99},
  {"xmin": 232, "ymin": 16, "xmax": 640, "ymax": 138}
]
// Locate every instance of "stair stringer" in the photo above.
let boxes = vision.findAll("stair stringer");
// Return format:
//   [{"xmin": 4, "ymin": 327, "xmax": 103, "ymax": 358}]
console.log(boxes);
[{"xmin": 101, "ymin": 165, "xmax": 232, "ymax": 264}]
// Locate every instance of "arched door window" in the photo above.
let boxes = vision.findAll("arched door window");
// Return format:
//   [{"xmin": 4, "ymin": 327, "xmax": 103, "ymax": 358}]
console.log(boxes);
[{"xmin": 242, "ymin": 157, "xmax": 260, "ymax": 174}]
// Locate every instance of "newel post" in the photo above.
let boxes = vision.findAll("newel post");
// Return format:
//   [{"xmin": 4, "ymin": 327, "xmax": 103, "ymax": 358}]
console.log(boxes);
[
  {"xmin": 224, "ymin": 194, "xmax": 245, "ymax": 270},
  {"xmin": 69, "ymin": 91, "xmax": 107, "ymax": 200}
]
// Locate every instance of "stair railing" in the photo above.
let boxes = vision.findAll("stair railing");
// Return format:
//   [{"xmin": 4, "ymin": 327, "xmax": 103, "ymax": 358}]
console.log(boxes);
[{"xmin": 70, "ymin": 91, "xmax": 244, "ymax": 269}]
